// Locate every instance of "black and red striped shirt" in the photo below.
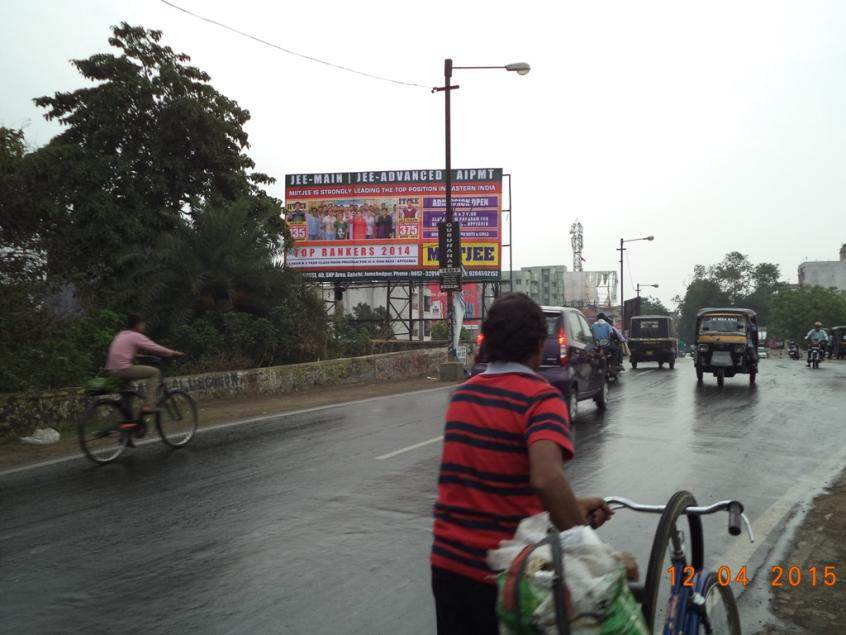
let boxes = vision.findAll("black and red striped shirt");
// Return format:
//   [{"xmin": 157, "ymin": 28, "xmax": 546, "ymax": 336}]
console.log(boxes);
[{"xmin": 431, "ymin": 365, "xmax": 574, "ymax": 584}]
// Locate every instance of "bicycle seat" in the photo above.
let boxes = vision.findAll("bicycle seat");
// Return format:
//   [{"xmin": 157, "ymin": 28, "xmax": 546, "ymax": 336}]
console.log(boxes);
[{"xmin": 117, "ymin": 380, "xmax": 136, "ymax": 394}]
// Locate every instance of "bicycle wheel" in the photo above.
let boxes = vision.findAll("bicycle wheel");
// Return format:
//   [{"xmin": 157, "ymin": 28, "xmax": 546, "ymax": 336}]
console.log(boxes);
[
  {"xmin": 78, "ymin": 401, "xmax": 130, "ymax": 464},
  {"xmin": 697, "ymin": 571, "xmax": 741, "ymax": 634},
  {"xmin": 156, "ymin": 389, "xmax": 198, "ymax": 447},
  {"xmin": 642, "ymin": 491, "xmax": 705, "ymax": 631}
]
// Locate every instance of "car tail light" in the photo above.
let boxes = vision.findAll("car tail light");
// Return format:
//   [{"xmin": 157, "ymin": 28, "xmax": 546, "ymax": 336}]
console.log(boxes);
[
  {"xmin": 558, "ymin": 329, "xmax": 569, "ymax": 366},
  {"xmin": 474, "ymin": 333, "xmax": 485, "ymax": 364}
]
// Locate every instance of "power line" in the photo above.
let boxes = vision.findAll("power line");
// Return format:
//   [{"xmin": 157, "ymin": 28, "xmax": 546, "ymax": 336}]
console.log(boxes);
[{"xmin": 159, "ymin": 0, "xmax": 430, "ymax": 89}]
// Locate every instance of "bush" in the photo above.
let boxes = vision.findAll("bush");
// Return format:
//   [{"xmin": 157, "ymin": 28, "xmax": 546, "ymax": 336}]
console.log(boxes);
[
  {"xmin": 0, "ymin": 294, "xmax": 124, "ymax": 392},
  {"xmin": 431, "ymin": 321, "xmax": 471, "ymax": 342}
]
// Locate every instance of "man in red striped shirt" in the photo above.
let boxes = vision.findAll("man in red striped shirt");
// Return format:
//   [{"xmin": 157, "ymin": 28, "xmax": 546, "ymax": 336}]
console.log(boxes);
[{"xmin": 431, "ymin": 293, "xmax": 614, "ymax": 634}]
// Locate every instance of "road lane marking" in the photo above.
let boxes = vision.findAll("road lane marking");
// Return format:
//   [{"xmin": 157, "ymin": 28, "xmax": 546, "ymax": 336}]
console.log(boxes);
[
  {"xmin": 0, "ymin": 385, "xmax": 455, "ymax": 478},
  {"xmin": 376, "ymin": 435, "xmax": 443, "ymax": 460}
]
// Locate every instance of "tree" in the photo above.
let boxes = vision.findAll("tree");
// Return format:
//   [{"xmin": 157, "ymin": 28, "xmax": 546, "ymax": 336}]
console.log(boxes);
[
  {"xmin": 639, "ymin": 295, "xmax": 671, "ymax": 316},
  {"xmin": 768, "ymin": 286, "xmax": 846, "ymax": 344},
  {"xmin": 351, "ymin": 303, "xmax": 392, "ymax": 339},
  {"xmin": 121, "ymin": 196, "xmax": 282, "ymax": 327},
  {"xmin": 20, "ymin": 23, "xmax": 288, "ymax": 302},
  {"xmin": 708, "ymin": 251, "xmax": 754, "ymax": 303}
]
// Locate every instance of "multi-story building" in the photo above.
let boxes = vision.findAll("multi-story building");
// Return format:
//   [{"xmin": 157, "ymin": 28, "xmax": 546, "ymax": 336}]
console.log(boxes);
[
  {"xmin": 798, "ymin": 244, "xmax": 846, "ymax": 292},
  {"xmin": 509, "ymin": 265, "xmax": 567, "ymax": 306}
]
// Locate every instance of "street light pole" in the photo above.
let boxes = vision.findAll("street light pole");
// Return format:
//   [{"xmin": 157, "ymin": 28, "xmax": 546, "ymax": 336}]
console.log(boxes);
[
  {"xmin": 618, "ymin": 235, "xmax": 654, "ymax": 334},
  {"xmin": 636, "ymin": 283, "xmax": 659, "ymax": 298},
  {"xmin": 618, "ymin": 237, "xmax": 624, "ymax": 328},
  {"xmin": 435, "ymin": 59, "xmax": 530, "ymax": 365}
]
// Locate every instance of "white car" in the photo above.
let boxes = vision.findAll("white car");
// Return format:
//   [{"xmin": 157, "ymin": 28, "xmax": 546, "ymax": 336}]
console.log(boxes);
[{"xmin": 757, "ymin": 346, "xmax": 768, "ymax": 359}]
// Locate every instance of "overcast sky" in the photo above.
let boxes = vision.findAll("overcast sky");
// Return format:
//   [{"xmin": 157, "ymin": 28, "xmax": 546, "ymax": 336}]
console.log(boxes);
[{"xmin": 3, "ymin": 0, "xmax": 845, "ymax": 306}]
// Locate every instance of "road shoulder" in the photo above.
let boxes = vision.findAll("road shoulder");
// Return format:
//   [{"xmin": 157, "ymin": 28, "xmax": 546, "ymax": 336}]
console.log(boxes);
[
  {"xmin": 0, "ymin": 376, "xmax": 457, "ymax": 472},
  {"xmin": 758, "ymin": 468, "xmax": 846, "ymax": 633}
]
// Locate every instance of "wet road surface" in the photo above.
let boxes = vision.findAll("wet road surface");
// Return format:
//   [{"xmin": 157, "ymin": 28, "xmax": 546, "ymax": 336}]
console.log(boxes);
[{"xmin": 2, "ymin": 357, "xmax": 844, "ymax": 633}]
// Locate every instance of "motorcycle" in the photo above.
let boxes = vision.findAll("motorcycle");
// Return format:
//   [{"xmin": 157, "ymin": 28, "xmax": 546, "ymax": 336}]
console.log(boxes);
[
  {"xmin": 808, "ymin": 342, "xmax": 825, "ymax": 369},
  {"xmin": 597, "ymin": 338, "xmax": 620, "ymax": 382}
]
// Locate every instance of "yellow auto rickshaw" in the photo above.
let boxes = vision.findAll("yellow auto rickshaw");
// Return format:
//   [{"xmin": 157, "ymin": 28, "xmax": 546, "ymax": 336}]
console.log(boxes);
[{"xmin": 694, "ymin": 308, "xmax": 758, "ymax": 386}]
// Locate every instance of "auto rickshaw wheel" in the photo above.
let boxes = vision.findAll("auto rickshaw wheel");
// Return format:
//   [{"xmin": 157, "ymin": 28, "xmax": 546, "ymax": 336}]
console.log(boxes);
[
  {"xmin": 669, "ymin": 358, "xmax": 675, "ymax": 370},
  {"xmin": 631, "ymin": 360, "xmax": 638, "ymax": 369},
  {"xmin": 749, "ymin": 368, "xmax": 756, "ymax": 385},
  {"xmin": 717, "ymin": 370, "xmax": 725, "ymax": 387},
  {"xmin": 659, "ymin": 362, "xmax": 664, "ymax": 369},
  {"xmin": 696, "ymin": 364, "xmax": 703, "ymax": 382}
]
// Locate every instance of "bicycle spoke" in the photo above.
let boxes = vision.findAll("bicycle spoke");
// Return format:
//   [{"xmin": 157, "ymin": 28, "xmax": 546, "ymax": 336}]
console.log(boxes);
[
  {"xmin": 79, "ymin": 402, "xmax": 128, "ymax": 464},
  {"xmin": 157, "ymin": 390, "xmax": 197, "ymax": 447}
]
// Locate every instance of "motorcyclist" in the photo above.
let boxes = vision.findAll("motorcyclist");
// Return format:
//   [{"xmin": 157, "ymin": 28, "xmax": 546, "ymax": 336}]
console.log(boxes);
[
  {"xmin": 804, "ymin": 321, "xmax": 829, "ymax": 366},
  {"xmin": 591, "ymin": 313, "xmax": 621, "ymax": 370},
  {"xmin": 746, "ymin": 315, "xmax": 759, "ymax": 364},
  {"xmin": 786, "ymin": 340, "xmax": 799, "ymax": 359}
]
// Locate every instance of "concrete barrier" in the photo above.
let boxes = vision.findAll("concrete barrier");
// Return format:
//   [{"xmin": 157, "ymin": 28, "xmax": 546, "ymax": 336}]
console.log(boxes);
[{"xmin": 0, "ymin": 348, "xmax": 453, "ymax": 438}]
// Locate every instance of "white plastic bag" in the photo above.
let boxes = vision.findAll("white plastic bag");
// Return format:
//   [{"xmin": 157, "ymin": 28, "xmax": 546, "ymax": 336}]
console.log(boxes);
[{"xmin": 19, "ymin": 427, "xmax": 61, "ymax": 445}]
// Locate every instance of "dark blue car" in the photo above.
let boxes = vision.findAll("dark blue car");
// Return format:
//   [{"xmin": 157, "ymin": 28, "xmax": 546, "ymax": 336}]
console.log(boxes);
[{"xmin": 471, "ymin": 306, "xmax": 608, "ymax": 421}]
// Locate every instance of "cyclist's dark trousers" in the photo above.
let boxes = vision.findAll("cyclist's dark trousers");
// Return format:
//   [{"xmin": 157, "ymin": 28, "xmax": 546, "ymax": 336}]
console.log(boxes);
[
  {"xmin": 432, "ymin": 566, "xmax": 498, "ymax": 635},
  {"xmin": 109, "ymin": 365, "xmax": 159, "ymax": 409}
]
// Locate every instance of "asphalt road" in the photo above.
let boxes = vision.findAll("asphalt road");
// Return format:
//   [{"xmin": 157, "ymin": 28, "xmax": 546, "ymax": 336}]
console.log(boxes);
[{"xmin": 2, "ymin": 356, "xmax": 844, "ymax": 633}]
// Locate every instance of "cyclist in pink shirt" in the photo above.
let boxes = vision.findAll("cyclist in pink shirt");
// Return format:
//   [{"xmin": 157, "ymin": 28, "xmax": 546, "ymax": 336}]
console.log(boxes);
[{"xmin": 106, "ymin": 315, "xmax": 183, "ymax": 413}]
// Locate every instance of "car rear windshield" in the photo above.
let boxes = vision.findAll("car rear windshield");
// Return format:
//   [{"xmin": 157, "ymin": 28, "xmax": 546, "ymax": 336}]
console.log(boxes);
[
  {"xmin": 631, "ymin": 319, "xmax": 669, "ymax": 338},
  {"xmin": 545, "ymin": 314, "xmax": 560, "ymax": 337},
  {"xmin": 700, "ymin": 316, "xmax": 746, "ymax": 333}
]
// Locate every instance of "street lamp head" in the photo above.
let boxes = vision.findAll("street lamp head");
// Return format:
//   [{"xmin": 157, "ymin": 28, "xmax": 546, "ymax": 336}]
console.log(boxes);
[
  {"xmin": 646, "ymin": 235, "xmax": 654, "ymax": 241},
  {"xmin": 505, "ymin": 62, "xmax": 531, "ymax": 76}
]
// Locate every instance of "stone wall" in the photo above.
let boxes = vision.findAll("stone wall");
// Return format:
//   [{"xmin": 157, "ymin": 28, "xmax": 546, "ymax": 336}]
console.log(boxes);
[{"xmin": 0, "ymin": 348, "xmax": 455, "ymax": 439}]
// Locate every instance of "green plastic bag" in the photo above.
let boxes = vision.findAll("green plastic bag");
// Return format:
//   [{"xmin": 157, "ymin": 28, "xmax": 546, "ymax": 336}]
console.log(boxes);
[
  {"xmin": 84, "ymin": 374, "xmax": 120, "ymax": 395},
  {"xmin": 599, "ymin": 575, "xmax": 648, "ymax": 635}
]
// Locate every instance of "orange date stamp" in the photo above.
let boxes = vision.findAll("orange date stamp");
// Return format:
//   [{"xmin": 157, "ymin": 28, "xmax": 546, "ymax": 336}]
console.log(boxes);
[{"xmin": 667, "ymin": 565, "xmax": 838, "ymax": 589}]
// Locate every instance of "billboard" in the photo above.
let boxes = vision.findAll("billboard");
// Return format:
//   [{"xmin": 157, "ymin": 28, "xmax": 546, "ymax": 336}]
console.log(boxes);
[{"xmin": 284, "ymin": 168, "xmax": 503, "ymax": 281}]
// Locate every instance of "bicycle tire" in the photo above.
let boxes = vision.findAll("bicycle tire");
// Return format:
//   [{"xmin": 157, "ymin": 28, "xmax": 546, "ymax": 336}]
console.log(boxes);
[
  {"xmin": 78, "ymin": 400, "xmax": 130, "ymax": 464},
  {"xmin": 697, "ymin": 571, "xmax": 741, "ymax": 634},
  {"xmin": 641, "ymin": 490, "xmax": 705, "ymax": 631},
  {"xmin": 156, "ymin": 389, "xmax": 198, "ymax": 448}
]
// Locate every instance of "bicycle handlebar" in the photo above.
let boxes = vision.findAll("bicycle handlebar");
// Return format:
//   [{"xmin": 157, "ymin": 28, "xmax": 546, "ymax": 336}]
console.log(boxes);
[{"xmin": 603, "ymin": 496, "xmax": 755, "ymax": 543}]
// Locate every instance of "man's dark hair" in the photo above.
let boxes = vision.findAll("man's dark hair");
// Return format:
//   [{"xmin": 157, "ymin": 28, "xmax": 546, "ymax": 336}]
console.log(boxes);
[
  {"xmin": 127, "ymin": 314, "xmax": 144, "ymax": 329},
  {"xmin": 597, "ymin": 312, "xmax": 607, "ymax": 321},
  {"xmin": 481, "ymin": 293, "xmax": 547, "ymax": 363}
]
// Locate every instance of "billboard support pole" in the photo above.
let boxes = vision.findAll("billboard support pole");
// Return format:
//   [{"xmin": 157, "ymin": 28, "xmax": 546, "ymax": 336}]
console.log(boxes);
[
  {"xmin": 443, "ymin": 58, "xmax": 457, "ymax": 362},
  {"xmin": 409, "ymin": 280, "xmax": 414, "ymax": 341},
  {"xmin": 505, "ymin": 173, "xmax": 512, "ymax": 293}
]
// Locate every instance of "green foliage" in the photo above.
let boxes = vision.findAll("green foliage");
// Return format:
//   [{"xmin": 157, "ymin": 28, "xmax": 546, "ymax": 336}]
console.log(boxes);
[
  {"xmin": 0, "ymin": 300, "xmax": 123, "ymax": 392},
  {"xmin": 768, "ymin": 286, "xmax": 846, "ymax": 343},
  {"xmin": 639, "ymin": 295, "xmax": 671, "ymax": 316},
  {"xmin": 350, "ymin": 303, "xmax": 391, "ymax": 339},
  {"xmin": 431, "ymin": 321, "xmax": 471, "ymax": 342}
]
